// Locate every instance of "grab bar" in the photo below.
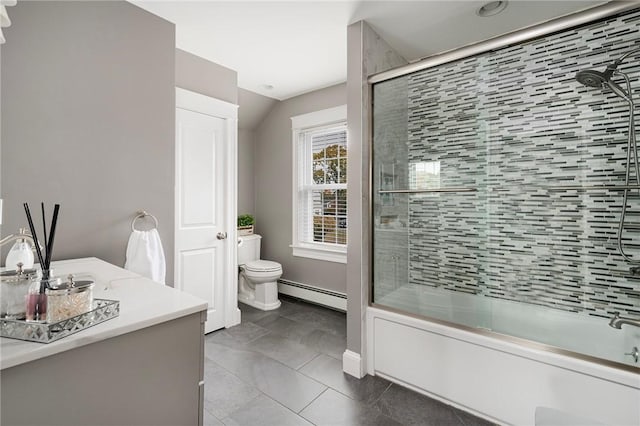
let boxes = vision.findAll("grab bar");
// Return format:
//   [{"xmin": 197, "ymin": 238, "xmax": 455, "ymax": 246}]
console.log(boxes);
[
  {"xmin": 378, "ymin": 187, "xmax": 477, "ymax": 194},
  {"xmin": 381, "ymin": 185, "xmax": 640, "ymax": 194},
  {"xmin": 378, "ymin": 185, "xmax": 640, "ymax": 194},
  {"xmin": 548, "ymin": 185, "xmax": 640, "ymax": 191}
]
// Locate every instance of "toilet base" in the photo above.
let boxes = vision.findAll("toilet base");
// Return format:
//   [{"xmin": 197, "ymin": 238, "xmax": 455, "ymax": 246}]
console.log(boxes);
[
  {"xmin": 238, "ymin": 277, "xmax": 282, "ymax": 311},
  {"xmin": 238, "ymin": 294, "xmax": 281, "ymax": 311}
]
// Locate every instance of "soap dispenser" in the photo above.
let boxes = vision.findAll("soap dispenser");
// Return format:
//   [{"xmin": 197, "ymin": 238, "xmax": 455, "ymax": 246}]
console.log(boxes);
[{"xmin": 5, "ymin": 228, "xmax": 35, "ymax": 269}]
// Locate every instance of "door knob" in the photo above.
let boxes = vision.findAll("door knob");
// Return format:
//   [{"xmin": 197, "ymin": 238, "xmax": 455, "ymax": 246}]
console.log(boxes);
[{"xmin": 216, "ymin": 232, "xmax": 227, "ymax": 240}]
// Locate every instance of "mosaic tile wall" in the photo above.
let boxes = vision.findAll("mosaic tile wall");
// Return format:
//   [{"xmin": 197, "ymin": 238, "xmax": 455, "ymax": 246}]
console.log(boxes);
[{"xmin": 374, "ymin": 9, "xmax": 640, "ymax": 318}]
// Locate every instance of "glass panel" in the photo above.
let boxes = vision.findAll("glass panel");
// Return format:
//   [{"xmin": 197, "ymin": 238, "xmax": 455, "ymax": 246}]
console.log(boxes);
[
  {"xmin": 371, "ymin": 10, "xmax": 640, "ymax": 369},
  {"xmin": 338, "ymin": 158, "xmax": 347, "ymax": 184},
  {"xmin": 313, "ymin": 160, "xmax": 325, "ymax": 184},
  {"xmin": 311, "ymin": 188, "xmax": 347, "ymax": 245},
  {"xmin": 312, "ymin": 130, "xmax": 347, "ymax": 185}
]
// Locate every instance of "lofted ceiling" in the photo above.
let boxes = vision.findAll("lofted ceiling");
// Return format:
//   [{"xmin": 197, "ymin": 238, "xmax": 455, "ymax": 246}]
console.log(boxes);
[{"xmin": 132, "ymin": 0, "xmax": 607, "ymax": 100}]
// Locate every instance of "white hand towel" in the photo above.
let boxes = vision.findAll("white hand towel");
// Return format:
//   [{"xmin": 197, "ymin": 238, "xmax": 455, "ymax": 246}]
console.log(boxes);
[{"xmin": 124, "ymin": 229, "xmax": 166, "ymax": 284}]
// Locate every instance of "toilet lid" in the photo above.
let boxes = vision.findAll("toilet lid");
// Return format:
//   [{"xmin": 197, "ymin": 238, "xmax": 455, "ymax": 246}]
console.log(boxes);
[{"xmin": 245, "ymin": 260, "xmax": 282, "ymax": 272}]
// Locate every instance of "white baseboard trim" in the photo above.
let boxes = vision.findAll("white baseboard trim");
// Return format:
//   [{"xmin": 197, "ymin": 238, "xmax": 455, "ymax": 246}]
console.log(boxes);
[
  {"xmin": 342, "ymin": 350, "xmax": 365, "ymax": 378},
  {"xmin": 226, "ymin": 307, "xmax": 241, "ymax": 328},
  {"xmin": 278, "ymin": 279, "xmax": 346, "ymax": 311}
]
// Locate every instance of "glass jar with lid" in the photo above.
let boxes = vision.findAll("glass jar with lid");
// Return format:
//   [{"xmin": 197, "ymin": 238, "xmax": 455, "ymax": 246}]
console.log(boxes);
[
  {"xmin": 0, "ymin": 263, "xmax": 40, "ymax": 319},
  {"xmin": 45, "ymin": 274, "xmax": 94, "ymax": 323}
]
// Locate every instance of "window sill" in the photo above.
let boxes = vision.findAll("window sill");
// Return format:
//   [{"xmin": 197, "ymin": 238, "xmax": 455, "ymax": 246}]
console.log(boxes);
[{"xmin": 291, "ymin": 244, "xmax": 347, "ymax": 264}]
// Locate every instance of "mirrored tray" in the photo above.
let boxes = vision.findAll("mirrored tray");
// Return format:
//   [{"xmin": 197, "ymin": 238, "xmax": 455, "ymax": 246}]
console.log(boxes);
[{"xmin": 0, "ymin": 299, "xmax": 119, "ymax": 344}]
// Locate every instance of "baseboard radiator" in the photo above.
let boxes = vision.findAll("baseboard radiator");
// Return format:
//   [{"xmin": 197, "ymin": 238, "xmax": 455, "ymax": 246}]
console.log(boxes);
[{"xmin": 277, "ymin": 279, "xmax": 346, "ymax": 312}]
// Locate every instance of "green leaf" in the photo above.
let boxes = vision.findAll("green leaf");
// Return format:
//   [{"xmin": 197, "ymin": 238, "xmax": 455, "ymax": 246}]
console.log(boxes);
[{"xmin": 237, "ymin": 214, "xmax": 255, "ymax": 227}]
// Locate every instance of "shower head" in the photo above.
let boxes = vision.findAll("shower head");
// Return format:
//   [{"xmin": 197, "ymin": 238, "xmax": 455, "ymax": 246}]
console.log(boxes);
[
  {"xmin": 576, "ymin": 45, "xmax": 640, "ymax": 98},
  {"xmin": 575, "ymin": 67, "xmax": 631, "ymax": 102},
  {"xmin": 575, "ymin": 69, "xmax": 608, "ymax": 88}
]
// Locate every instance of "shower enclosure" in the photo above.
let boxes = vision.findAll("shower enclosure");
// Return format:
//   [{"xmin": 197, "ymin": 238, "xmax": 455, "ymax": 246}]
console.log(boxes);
[{"xmin": 371, "ymin": 5, "xmax": 640, "ymax": 370}]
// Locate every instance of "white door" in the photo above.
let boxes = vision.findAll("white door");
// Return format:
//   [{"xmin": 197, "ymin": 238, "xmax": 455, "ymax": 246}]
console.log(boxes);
[{"xmin": 175, "ymin": 90, "xmax": 239, "ymax": 333}]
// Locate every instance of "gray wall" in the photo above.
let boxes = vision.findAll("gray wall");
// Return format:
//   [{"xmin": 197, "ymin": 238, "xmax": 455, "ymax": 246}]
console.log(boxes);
[
  {"xmin": 238, "ymin": 88, "xmax": 276, "ymax": 131},
  {"xmin": 255, "ymin": 83, "xmax": 347, "ymax": 294},
  {"xmin": 237, "ymin": 88, "xmax": 277, "ymax": 217},
  {"xmin": 346, "ymin": 21, "xmax": 407, "ymax": 363},
  {"xmin": 1, "ymin": 1, "xmax": 176, "ymax": 281},
  {"xmin": 175, "ymin": 49, "xmax": 238, "ymax": 105},
  {"xmin": 238, "ymin": 128, "xmax": 255, "ymax": 216}
]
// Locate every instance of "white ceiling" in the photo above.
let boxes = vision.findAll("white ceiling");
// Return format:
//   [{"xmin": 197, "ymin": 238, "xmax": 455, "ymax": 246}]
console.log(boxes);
[{"xmin": 132, "ymin": 0, "xmax": 606, "ymax": 100}]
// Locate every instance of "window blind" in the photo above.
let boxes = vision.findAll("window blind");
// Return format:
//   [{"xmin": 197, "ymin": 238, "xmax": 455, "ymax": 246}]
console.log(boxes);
[{"xmin": 297, "ymin": 124, "xmax": 347, "ymax": 247}]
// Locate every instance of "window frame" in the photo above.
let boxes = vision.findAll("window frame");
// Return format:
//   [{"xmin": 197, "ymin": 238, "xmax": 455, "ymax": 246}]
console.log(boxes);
[{"xmin": 291, "ymin": 105, "xmax": 348, "ymax": 263}]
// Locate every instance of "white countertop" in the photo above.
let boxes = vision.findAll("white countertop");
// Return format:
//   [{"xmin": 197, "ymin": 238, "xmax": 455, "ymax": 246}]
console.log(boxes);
[{"xmin": 0, "ymin": 257, "xmax": 208, "ymax": 370}]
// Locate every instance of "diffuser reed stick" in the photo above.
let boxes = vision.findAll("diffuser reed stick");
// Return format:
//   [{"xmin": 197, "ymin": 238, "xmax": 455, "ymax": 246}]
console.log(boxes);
[
  {"xmin": 23, "ymin": 202, "xmax": 61, "ymax": 322},
  {"xmin": 41, "ymin": 202, "xmax": 48, "ymax": 259},
  {"xmin": 23, "ymin": 203, "xmax": 45, "ymax": 275},
  {"xmin": 45, "ymin": 204, "xmax": 60, "ymax": 272}
]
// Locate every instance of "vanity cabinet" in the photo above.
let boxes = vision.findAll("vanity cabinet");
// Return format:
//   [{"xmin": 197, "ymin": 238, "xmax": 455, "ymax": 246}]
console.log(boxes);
[{"xmin": 0, "ymin": 258, "xmax": 208, "ymax": 426}]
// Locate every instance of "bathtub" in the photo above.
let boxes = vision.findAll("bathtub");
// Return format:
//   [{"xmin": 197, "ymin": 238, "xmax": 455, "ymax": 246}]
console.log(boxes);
[{"xmin": 367, "ymin": 285, "xmax": 640, "ymax": 425}]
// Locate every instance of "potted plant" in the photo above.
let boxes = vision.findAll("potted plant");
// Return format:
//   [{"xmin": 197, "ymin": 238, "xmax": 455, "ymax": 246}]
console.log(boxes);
[{"xmin": 237, "ymin": 214, "xmax": 255, "ymax": 236}]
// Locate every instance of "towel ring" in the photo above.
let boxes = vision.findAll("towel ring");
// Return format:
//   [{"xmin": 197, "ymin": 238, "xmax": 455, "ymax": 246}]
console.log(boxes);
[{"xmin": 131, "ymin": 210, "xmax": 159, "ymax": 232}]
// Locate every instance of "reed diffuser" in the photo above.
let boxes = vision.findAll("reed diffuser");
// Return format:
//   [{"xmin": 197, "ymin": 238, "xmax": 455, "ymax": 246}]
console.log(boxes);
[{"xmin": 23, "ymin": 202, "xmax": 60, "ymax": 322}]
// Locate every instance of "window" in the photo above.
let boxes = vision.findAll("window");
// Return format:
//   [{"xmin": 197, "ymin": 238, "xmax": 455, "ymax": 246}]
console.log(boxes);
[
  {"xmin": 291, "ymin": 105, "xmax": 347, "ymax": 263},
  {"xmin": 409, "ymin": 161, "xmax": 441, "ymax": 190}
]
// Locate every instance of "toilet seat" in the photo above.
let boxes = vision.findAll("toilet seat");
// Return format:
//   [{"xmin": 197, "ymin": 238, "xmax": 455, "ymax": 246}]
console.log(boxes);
[{"xmin": 244, "ymin": 260, "xmax": 281, "ymax": 273}]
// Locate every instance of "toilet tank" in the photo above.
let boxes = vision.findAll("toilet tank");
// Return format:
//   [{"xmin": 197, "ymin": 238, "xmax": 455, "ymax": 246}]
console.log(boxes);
[{"xmin": 238, "ymin": 234, "xmax": 261, "ymax": 265}]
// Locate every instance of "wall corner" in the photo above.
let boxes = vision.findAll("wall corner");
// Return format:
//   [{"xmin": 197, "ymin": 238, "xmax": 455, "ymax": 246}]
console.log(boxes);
[{"xmin": 345, "ymin": 19, "xmax": 408, "ymax": 373}]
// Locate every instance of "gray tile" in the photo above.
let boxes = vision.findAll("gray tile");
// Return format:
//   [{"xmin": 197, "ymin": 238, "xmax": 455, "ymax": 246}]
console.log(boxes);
[
  {"xmin": 239, "ymin": 297, "xmax": 305, "ymax": 324},
  {"xmin": 206, "ymin": 321, "xmax": 271, "ymax": 348},
  {"xmin": 374, "ymin": 383, "xmax": 464, "ymax": 425},
  {"xmin": 283, "ymin": 309, "xmax": 346, "ymax": 337},
  {"xmin": 222, "ymin": 394, "xmax": 313, "ymax": 426},
  {"xmin": 254, "ymin": 316, "xmax": 318, "ymax": 341},
  {"xmin": 300, "ymin": 388, "xmax": 402, "ymax": 426},
  {"xmin": 204, "ymin": 409, "xmax": 224, "ymax": 426},
  {"xmin": 203, "ymin": 358, "xmax": 261, "ymax": 419},
  {"xmin": 256, "ymin": 315, "xmax": 346, "ymax": 360},
  {"xmin": 273, "ymin": 297, "xmax": 308, "ymax": 316},
  {"xmin": 455, "ymin": 408, "xmax": 497, "ymax": 426},
  {"xmin": 299, "ymin": 354, "xmax": 391, "ymax": 404},
  {"xmin": 298, "ymin": 329, "xmax": 346, "ymax": 360},
  {"xmin": 244, "ymin": 333, "xmax": 319, "ymax": 370},
  {"xmin": 239, "ymin": 302, "xmax": 280, "ymax": 324},
  {"xmin": 298, "ymin": 301, "xmax": 346, "ymax": 317},
  {"xmin": 205, "ymin": 341, "xmax": 326, "ymax": 413}
]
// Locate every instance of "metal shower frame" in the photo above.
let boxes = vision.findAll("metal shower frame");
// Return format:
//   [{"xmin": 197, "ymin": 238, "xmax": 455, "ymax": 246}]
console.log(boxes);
[
  {"xmin": 367, "ymin": 1, "xmax": 640, "ymax": 373},
  {"xmin": 369, "ymin": 2, "xmax": 640, "ymax": 84}
]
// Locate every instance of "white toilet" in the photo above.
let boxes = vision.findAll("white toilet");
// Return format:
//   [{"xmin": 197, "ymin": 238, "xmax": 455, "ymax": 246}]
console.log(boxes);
[{"xmin": 237, "ymin": 234, "xmax": 282, "ymax": 310}]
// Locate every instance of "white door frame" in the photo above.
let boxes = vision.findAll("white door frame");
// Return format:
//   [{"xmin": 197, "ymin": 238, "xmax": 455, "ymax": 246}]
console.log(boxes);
[{"xmin": 175, "ymin": 87, "xmax": 240, "ymax": 328}]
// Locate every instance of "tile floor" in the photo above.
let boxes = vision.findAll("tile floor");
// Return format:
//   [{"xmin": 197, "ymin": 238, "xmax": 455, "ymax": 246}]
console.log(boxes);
[{"xmin": 204, "ymin": 296, "xmax": 494, "ymax": 426}]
